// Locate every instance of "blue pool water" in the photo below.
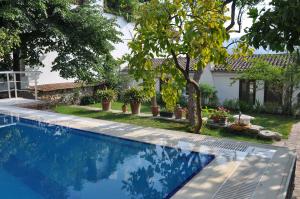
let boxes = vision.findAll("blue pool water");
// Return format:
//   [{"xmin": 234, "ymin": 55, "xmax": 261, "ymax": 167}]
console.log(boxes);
[{"xmin": 0, "ymin": 114, "xmax": 214, "ymax": 199}]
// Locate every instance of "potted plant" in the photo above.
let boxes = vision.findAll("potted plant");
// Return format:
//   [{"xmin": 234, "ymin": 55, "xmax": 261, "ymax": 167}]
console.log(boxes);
[
  {"xmin": 151, "ymin": 95, "xmax": 160, "ymax": 117},
  {"xmin": 209, "ymin": 107, "xmax": 230, "ymax": 125},
  {"xmin": 122, "ymin": 103, "xmax": 127, "ymax": 113},
  {"xmin": 123, "ymin": 87, "xmax": 150, "ymax": 115},
  {"xmin": 174, "ymin": 104, "xmax": 183, "ymax": 119},
  {"xmin": 160, "ymin": 107, "xmax": 174, "ymax": 118},
  {"xmin": 96, "ymin": 88, "xmax": 117, "ymax": 111}
]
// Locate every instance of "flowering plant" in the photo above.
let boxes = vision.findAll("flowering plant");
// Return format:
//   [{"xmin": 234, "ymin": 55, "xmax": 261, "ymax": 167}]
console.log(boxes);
[{"xmin": 209, "ymin": 107, "xmax": 230, "ymax": 120}]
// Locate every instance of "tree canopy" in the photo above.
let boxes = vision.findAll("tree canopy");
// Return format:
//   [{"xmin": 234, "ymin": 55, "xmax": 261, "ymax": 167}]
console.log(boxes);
[
  {"xmin": 0, "ymin": 0, "xmax": 121, "ymax": 82},
  {"xmin": 246, "ymin": 0, "xmax": 300, "ymax": 52},
  {"xmin": 127, "ymin": 0, "xmax": 229, "ymax": 132}
]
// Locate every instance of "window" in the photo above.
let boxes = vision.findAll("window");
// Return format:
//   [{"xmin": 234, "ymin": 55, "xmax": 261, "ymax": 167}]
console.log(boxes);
[
  {"xmin": 239, "ymin": 80, "xmax": 256, "ymax": 105},
  {"xmin": 264, "ymin": 81, "xmax": 283, "ymax": 105}
]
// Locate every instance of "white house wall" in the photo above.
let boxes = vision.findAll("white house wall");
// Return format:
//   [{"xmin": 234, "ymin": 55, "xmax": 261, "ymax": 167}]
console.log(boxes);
[{"xmin": 211, "ymin": 72, "xmax": 239, "ymax": 104}]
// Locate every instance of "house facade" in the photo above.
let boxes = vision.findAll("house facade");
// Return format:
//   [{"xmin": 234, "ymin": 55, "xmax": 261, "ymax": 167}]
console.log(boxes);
[{"xmin": 152, "ymin": 54, "xmax": 298, "ymax": 108}]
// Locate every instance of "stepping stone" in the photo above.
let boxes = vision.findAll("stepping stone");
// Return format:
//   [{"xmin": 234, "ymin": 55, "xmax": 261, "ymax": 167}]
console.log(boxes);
[{"xmin": 258, "ymin": 130, "xmax": 282, "ymax": 141}]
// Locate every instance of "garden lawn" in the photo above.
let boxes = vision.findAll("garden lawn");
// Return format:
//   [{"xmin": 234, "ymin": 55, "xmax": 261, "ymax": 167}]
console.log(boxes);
[
  {"xmin": 89, "ymin": 101, "xmax": 152, "ymax": 113},
  {"xmin": 53, "ymin": 105, "xmax": 297, "ymax": 144}
]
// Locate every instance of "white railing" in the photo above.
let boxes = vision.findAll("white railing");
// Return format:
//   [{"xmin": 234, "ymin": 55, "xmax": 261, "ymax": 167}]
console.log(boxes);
[{"xmin": 0, "ymin": 71, "xmax": 41, "ymax": 100}]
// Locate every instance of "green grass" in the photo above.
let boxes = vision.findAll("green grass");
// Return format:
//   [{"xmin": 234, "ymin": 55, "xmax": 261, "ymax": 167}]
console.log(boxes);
[
  {"xmin": 89, "ymin": 101, "xmax": 152, "ymax": 113},
  {"xmin": 53, "ymin": 105, "xmax": 298, "ymax": 144}
]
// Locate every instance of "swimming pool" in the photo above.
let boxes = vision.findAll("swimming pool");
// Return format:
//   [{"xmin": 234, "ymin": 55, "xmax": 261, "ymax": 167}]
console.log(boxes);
[{"xmin": 0, "ymin": 114, "xmax": 214, "ymax": 199}]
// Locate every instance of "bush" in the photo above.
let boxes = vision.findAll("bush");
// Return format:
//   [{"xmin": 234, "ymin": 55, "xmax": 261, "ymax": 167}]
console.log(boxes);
[
  {"xmin": 264, "ymin": 102, "xmax": 282, "ymax": 114},
  {"xmin": 123, "ymin": 87, "xmax": 150, "ymax": 104},
  {"xmin": 223, "ymin": 99, "xmax": 240, "ymax": 110},
  {"xmin": 96, "ymin": 89, "xmax": 117, "ymax": 102},
  {"xmin": 238, "ymin": 101, "xmax": 253, "ymax": 112},
  {"xmin": 178, "ymin": 94, "xmax": 188, "ymax": 108},
  {"xmin": 223, "ymin": 99, "xmax": 254, "ymax": 113},
  {"xmin": 199, "ymin": 83, "xmax": 218, "ymax": 106},
  {"xmin": 80, "ymin": 96, "xmax": 95, "ymax": 105}
]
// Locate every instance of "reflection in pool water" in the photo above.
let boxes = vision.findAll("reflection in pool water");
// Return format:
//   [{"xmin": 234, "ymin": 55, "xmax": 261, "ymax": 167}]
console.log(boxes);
[{"xmin": 0, "ymin": 115, "xmax": 214, "ymax": 199}]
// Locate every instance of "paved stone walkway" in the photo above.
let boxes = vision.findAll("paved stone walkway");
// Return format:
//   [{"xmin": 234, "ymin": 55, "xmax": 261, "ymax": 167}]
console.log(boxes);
[{"xmin": 275, "ymin": 122, "xmax": 300, "ymax": 198}]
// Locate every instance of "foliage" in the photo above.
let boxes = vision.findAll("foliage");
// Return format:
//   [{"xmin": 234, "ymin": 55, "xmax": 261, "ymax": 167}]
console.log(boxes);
[
  {"xmin": 127, "ymin": 0, "xmax": 229, "ymax": 132},
  {"xmin": 209, "ymin": 107, "xmax": 230, "ymax": 119},
  {"xmin": 246, "ymin": 0, "xmax": 300, "ymax": 52},
  {"xmin": 104, "ymin": 0, "xmax": 147, "ymax": 21},
  {"xmin": 238, "ymin": 56, "xmax": 300, "ymax": 113},
  {"xmin": 199, "ymin": 83, "xmax": 218, "ymax": 106},
  {"xmin": 80, "ymin": 96, "xmax": 95, "ymax": 105},
  {"xmin": 264, "ymin": 102, "xmax": 282, "ymax": 114},
  {"xmin": 237, "ymin": 59, "xmax": 284, "ymax": 83},
  {"xmin": 223, "ymin": 99, "xmax": 240, "ymax": 111},
  {"xmin": 0, "ymin": 28, "xmax": 20, "ymax": 58},
  {"xmin": 123, "ymin": 87, "xmax": 150, "ymax": 104},
  {"xmin": 0, "ymin": 0, "xmax": 121, "ymax": 82},
  {"xmin": 178, "ymin": 94, "xmax": 188, "ymax": 108},
  {"xmin": 96, "ymin": 89, "xmax": 117, "ymax": 102}
]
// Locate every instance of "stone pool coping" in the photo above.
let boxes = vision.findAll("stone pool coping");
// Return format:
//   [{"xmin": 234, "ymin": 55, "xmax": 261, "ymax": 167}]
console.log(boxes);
[{"xmin": 0, "ymin": 104, "xmax": 296, "ymax": 199}]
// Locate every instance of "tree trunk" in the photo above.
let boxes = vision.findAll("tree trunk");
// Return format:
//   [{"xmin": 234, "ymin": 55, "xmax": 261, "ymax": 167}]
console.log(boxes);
[
  {"xmin": 13, "ymin": 48, "xmax": 22, "ymax": 89},
  {"xmin": 194, "ymin": 84, "xmax": 203, "ymax": 133},
  {"xmin": 187, "ymin": 70, "xmax": 202, "ymax": 130},
  {"xmin": 187, "ymin": 83, "xmax": 195, "ymax": 126}
]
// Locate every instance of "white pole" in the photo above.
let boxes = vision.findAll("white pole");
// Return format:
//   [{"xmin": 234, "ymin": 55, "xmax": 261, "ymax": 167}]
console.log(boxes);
[
  {"xmin": 34, "ymin": 73, "xmax": 38, "ymax": 100},
  {"xmin": 6, "ymin": 73, "xmax": 11, "ymax": 99},
  {"xmin": 13, "ymin": 73, "xmax": 17, "ymax": 98}
]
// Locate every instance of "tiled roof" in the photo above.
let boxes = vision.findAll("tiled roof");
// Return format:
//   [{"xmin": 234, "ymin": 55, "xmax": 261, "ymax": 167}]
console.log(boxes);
[
  {"xmin": 152, "ymin": 57, "xmax": 198, "ymax": 69},
  {"xmin": 214, "ymin": 54, "xmax": 295, "ymax": 72},
  {"xmin": 151, "ymin": 54, "xmax": 295, "ymax": 72}
]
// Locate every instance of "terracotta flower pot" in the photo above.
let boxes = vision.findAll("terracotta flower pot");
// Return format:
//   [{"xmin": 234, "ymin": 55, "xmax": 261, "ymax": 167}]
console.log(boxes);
[
  {"xmin": 122, "ymin": 104, "xmax": 127, "ymax": 113},
  {"xmin": 102, "ymin": 99, "xmax": 111, "ymax": 111},
  {"xmin": 151, "ymin": 106, "xmax": 160, "ymax": 117},
  {"xmin": 174, "ymin": 107, "xmax": 183, "ymax": 119},
  {"xmin": 130, "ymin": 101, "xmax": 141, "ymax": 115}
]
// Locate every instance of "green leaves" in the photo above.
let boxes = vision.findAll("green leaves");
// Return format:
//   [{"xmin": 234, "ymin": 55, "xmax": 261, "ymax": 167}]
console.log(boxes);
[
  {"xmin": 247, "ymin": 0, "xmax": 300, "ymax": 53},
  {"xmin": 127, "ymin": 0, "xmax": 229, "ymax": 110},
  {"xmin": 0, "ymin": 0, "xmax": 121, "ymax": 83}
]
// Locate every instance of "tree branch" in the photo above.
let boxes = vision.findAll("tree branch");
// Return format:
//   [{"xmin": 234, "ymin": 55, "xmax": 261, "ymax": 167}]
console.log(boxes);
[{"xmin": 226, "ymin": 0, "xmax": 236, "ymax": 32}]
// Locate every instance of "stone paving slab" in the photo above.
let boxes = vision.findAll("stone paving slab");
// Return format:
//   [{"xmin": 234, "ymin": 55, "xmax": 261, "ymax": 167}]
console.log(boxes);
[{"xmin": 275, "ymin": 122, "xmax": 300, "ymax": 199}]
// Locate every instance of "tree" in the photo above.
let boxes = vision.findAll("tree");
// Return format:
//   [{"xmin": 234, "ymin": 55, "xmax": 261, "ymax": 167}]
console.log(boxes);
[
  {"xmin": 127, "ymin": 0, "xmax": 260, "ymax": 133},
  {"xmin": 127, "ymin": 0, "xmax": 229, "ymax": 133},
  {"xmin": 0, "ymin": 0, "xmax": 121, "ymax": 82},
  {"xmin": 245, "ymin": 0, "xmax": 300, "ymax": 113},
  {"xmin": 246, "ymin": 0, "xmax": 300, "ymax": 52}
]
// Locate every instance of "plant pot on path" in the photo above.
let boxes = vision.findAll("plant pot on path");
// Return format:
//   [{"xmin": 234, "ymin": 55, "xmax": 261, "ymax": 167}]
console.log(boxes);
[
  {"xmin": 174, "ymin": 105, "xmax": 183, "ymax": 119},
  {"xmin": 102, "ymin": 99, "xmax": 111, "ymax": 111},
  {"xmin": 130, "ymin": 102, "xmax": 141, "ymax": 115},
  {"xmin": 151, "ymin": 106, "xmax": 160, "ymax": 117}
]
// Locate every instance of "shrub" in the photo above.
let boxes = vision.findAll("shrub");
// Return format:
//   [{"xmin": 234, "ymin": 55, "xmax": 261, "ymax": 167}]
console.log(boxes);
[
  {"xmin": 264, "ymin": 102, "xmax": 282, "ymax": 114},
  {"xmin": 199, "ymin": 83, "xmax": 218, "ymax": 106},
  {"xmin": 223, "ymin": 99, "xmax": 240, "ymax": 110},
  {"xmin": 253, "ymin": 100, "xmax": 264, "ymax": 113},
  {"xmin": 209, "ymin": 107, "xmax": 231, "ymax": 119},
  {"xmin": 80, "ymin": 96, "xmax": 95, "ymax": 105},
  {"xmin": 178, "ymin": 94, "xmax": 188, "ymax": 108},
  {"xmin": 238, "ymin": 101, "xmax": 253, "ymax": 112},
  {"xmin": 96, "ymin": 89, "xmax": 117, "ymax": 102},
  {"xmin": 123, "ymin": 87, "xmax": 150, "ymax": 104}
]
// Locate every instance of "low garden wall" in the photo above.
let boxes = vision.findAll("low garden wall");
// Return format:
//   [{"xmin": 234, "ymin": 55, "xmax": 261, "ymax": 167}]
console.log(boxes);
[{"xmin": 37, "ymin": 83, "xmax": 104, "ymax": 105}]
